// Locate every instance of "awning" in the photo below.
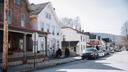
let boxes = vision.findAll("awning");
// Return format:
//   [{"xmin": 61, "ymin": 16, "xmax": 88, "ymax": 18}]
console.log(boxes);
[{"xmin": 62, "ymin": 41, "xmax": 79, "ymax": 47}]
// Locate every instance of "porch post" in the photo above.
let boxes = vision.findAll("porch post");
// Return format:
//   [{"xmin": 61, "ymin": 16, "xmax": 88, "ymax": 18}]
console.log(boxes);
[
  {"xmin": 69, "ymin": 41, "xmax": 70, "ymax": 49},
  {"xmin": 23, "ymin": 33, "xmax": 27, "ymax": 63},
  {"xmin": 45, "ymin": 36, "xmax": 47, "ymax": 56},
  {"xmin": 33, "ymin": 33, "xmax": 36, "ymax": 68}
]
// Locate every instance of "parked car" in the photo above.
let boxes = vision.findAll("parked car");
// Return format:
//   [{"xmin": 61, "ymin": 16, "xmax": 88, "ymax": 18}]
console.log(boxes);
[
  {"xmin": 81, "ymin": 48, "xmax": 99, "ymax": 60},
  {"xmin": 110, "ymin": 47, "xmax": 115, "ymax": 53},
  {"xmin": 114, "ymin": 47, "xmax": 121, "ymax": 52},
  {"xmin": 98, "ymin": 50, "xmax": 105, "ymax": 57}
]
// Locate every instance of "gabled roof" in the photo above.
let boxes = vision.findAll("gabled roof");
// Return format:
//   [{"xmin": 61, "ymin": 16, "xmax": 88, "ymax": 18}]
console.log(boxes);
[{"xmin": 30, "ymin": 2, "xmax": 49, "ymax": 15}]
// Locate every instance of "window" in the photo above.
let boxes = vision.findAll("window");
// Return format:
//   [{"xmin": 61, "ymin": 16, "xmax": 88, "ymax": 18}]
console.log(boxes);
[
  {"xmin": 52, "ymin": 26, "xmax": 55, "ymax": 35},
  {"xmin": 41, "ymin": 39, "xmax": 44, "ymax": 50},
  {"xmin": 8, "ymin": 9, "xmax": 12, "ymax": 25},
  {"xmin": 50, "ymin": 25, "xmax": 52, "ymax": 33},
  {"xmin": 47, "ymin": 24, "xmax": 50, "ymax": 32},
  {"xmin": 0, "ymin": 11, "xmax": 2, "ymax": 21},
  {"xmin": 14, "ymin": 0, "xmax": 20, "ymax": 5},
  {"xmin": 56, "ymin": 27, "xmax": 60, "ymax": 35},
  {"xmin": 83, "ymin": 36, "xmax": 85, "ymax": 41},
  {"xmin": 41, "ymin": 22, "xmax": 44, "ymax": 31},
  {"xmin": 81, "ymin": 36, "xmax": 82, "ymax": 41},
  {"xmin": 20, "ymin": 14, "xmax": 25, "ymax": 27},
  {"xmin": 0, "ymin": 11, "xmax": 2, "ymax": 17},
  {"xmin": 52, "ymin": 31, "xmax": 54, "ymax": 35},
  {"xmin": 45, "ymin": 12, "xmax": 51, "ymax": 20}
]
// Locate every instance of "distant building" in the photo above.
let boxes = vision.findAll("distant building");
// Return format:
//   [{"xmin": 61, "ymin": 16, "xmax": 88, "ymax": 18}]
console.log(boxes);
[
  {"xmin": 61, "ymin": 27, "xmax": 88, "ymax": 56},
  {"xmin": 92, "ymin": 32, "xmax": 122, "ymax": 45}
]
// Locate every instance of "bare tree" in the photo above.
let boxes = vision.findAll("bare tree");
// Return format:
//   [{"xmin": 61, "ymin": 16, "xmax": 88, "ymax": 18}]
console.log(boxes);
[{"xmin": 121, "ymin": 21, "xmax": 128, "ymax": 49}]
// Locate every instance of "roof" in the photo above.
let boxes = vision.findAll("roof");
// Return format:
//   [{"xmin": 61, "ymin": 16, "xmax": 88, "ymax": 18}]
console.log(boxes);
[
  {"xmin": 30, "ymin": 2, "xmax": 49, "ymax": 15},
  {"xmin": 62, "ymin": 41, "xmax": 79, "ymax": 47}
]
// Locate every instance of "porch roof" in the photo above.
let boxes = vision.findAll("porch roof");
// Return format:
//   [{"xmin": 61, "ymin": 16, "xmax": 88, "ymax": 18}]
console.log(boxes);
[
  {"xmin": 0, "ymin": 22, "xmax": 49, "ymax": 35},
  {"xmin": 62, "ymin": 41, "xmax": 79, "ymax": 47}
]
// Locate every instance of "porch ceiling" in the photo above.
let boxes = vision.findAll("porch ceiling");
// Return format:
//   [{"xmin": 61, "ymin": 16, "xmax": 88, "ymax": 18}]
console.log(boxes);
[{"xmin": 62, "ymin": 41, "xmax": 79, "ymax": 47}]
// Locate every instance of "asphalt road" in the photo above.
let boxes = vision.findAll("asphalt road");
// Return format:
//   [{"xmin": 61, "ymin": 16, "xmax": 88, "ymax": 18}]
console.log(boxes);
[{"xmin": 34, "ymin": 51, "xmax": 128, "ymax": 72}]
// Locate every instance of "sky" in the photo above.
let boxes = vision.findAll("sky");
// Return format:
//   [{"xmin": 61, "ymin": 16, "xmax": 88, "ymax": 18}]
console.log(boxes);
[{"xmin": 29, "ymin": 0, "xmax": 128, "ymax": 35}]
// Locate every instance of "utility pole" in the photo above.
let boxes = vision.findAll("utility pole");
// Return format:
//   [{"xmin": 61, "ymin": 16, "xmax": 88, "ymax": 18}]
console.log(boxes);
[{"xmin": 2, "ymin": 0, "xmax": 9, "ymax": 72}]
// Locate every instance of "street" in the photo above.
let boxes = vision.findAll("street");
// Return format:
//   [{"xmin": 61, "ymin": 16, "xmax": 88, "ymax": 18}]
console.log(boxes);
[{"xmin": 34, "ymin": 51, "xmax": 128, "ymax": 72}]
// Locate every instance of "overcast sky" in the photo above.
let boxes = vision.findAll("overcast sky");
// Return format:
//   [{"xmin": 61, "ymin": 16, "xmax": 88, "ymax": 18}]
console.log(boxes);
[{"xmin": 29, "ymin": 0, "xmax": 128, "ymax": 35}]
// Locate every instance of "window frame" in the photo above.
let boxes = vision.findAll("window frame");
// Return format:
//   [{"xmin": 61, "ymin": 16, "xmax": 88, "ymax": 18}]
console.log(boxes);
[
  {"xmin": 8, "ymin": 9, "xmax": 12, "ymax": 25},
  {"xmin": 41, "ymin": 22, "xmax": 44, "ymax": 31},
  {"xmin": 45, "ymin": 12, "xmax": 51, "ymax": 20},
  {"xmin": 14, "ymin": 0, "xmax": 21, "ymax": 5},
  {"xmin": 20, "ymin": 14, "xmax": 26, "ymax": 27}
]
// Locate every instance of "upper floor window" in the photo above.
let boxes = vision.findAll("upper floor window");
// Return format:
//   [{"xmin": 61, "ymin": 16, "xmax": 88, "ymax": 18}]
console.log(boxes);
[
  {"xmin": 52, "ymin": 25, "xmax": 55, "ymax": 35},
  {"xmin": 14, "ymin": 0, "xmax": 20, "ymax": 5},
  {"xmin": 8, "ymin": 9, "xmax": 12, "ymax": 25},
  {"xmin": 56, "ymin": 27, "xmax": 60, "ymax": 36},
  {"xmin": 0, "ymin": 11, "xmax": 2, "ymax": 17},
  {"xmin": 48, "ymin": 24, "xmax": 50, "ymax": 32},
  {"xmin": 20, "ymin": 14, "xmax": 25, "ymax": 27},
  {"xmin": 40, "ymin": 22, "xmax": 44, "ymax": 31},
  {"xmin": 45, "ymin": 12, "xmax": 51, "ymax": 20},
  {"xmin": 0, "ymin": 0, "xmax": 4, "ymax": 3},
  {"xmin": 0, "ymin": 11, "xmax": 2, "ymax": 21},
  {"xmin": 81, "ymin": 36, "xmax": 82, "ymax": 41}
]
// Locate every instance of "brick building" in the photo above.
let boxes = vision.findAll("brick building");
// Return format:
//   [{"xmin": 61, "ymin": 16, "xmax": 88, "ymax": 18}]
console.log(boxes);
[{"xmin": 0, "ymin": 0, "xmax": 48, "ymax": 64}]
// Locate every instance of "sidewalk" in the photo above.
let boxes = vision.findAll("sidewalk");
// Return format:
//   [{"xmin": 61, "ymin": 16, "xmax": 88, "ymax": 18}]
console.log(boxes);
[
  {"xmin": 4, "ymin": 56, "xmax": 81, "ymax": 72},
  {"xmin": 109, "ymin": 50, "xmax": 128, "ymax": 64}
]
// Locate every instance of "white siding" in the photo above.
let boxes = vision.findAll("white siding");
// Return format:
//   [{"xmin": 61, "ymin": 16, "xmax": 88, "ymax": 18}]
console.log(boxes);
[
  {"xmin": 35, "ymin": 3, "xmax": 61, "ymax": 56},
  {"xmin": 61, "ymin": 28, "xmax": 87, "ymax": 55}
]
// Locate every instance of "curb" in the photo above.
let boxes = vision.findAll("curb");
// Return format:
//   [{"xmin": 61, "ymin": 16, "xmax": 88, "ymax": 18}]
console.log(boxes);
[{"xmin": 21, "ymin": 58, "xmax": 80, "ymax": 72}]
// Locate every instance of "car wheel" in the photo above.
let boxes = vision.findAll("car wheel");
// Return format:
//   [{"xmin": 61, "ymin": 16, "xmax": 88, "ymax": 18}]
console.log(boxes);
[
  {"xmin": 93, "ymin": 56, "xmax": 97, "ymax": 60},
  {"xmin": 81, "ymin": 57, "xmax": 85, "ymax": 60}
]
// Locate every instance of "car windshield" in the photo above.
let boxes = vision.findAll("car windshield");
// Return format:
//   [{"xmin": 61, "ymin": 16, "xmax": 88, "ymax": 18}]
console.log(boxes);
[{"xmin": 86, "ymin": 48, "xmax": 96, "ymax": 51}]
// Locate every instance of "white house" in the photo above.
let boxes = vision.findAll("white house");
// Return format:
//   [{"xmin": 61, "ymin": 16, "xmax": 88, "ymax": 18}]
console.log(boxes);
[
  {"xmin": 61, "ymin": 27, "xmax": 88, "ymax": 56},
  {"xmin": 30, "ymin": 2, "xmax": 61, "ymax": 57}
]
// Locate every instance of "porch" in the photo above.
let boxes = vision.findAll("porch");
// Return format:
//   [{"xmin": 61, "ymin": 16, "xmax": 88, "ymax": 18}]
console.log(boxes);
[
  {"xmin": 62, "ymin": 41, "xmax": 79, "ymax": 56},
  {"xmin": 0, "ymin": 23, "xmax": 48, "ymax": 65},
  {"xmin": 0, "ymin": 30, "xmax": 33, "ymax": 53}
]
